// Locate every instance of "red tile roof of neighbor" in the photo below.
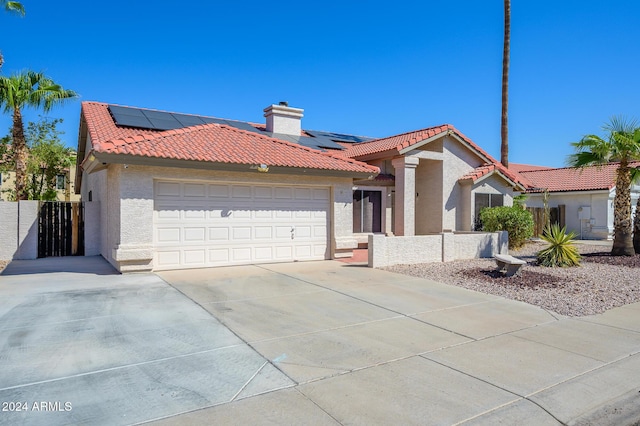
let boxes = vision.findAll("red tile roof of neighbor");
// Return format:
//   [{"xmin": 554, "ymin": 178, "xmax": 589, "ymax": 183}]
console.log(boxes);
[
  {"xmin": 81, "ymin": 102, "xmax": 379, "ymax": 175},
  {"xmin": 519, "ymin": 161, "xmax": 640, "ymax": 192},
  {"xmin": 508, "ymin": 163, "xmax": 554, "ymax": 173},
  {"xmin": 342, "ymin": 124, "xmax": 526, "ymax": 188}
]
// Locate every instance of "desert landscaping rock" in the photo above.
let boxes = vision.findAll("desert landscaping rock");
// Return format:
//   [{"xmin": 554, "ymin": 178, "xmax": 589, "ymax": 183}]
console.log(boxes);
[{"xmin": 383, "ymin": 241, "xmax": 640, "ymax": 317}]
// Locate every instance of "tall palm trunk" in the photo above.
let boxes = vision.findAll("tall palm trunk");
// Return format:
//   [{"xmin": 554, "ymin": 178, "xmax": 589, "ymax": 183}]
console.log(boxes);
[
  {"xmin": 500, "ymin": 0, "xmax": 510, "ymax": 167},
  {"xmin": 12, "ymin": 108, "xmax": 28, "ymax": 200},
  {"xmin": 634, "ymin": 195, "xmax": 640, "ymax": 254},
  {"xmin": 612, "ymin": 161, "xmax": 635, "ymax": 255}
]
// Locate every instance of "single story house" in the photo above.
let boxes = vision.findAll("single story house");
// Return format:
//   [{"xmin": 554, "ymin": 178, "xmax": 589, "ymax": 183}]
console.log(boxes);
[
  {"xmin": 514, "ymin": 162, "xmax": 640, "ymax": 240},
  {"xmin": 76, "ymin": 101, "xmax": 525, "ymax": 272}
]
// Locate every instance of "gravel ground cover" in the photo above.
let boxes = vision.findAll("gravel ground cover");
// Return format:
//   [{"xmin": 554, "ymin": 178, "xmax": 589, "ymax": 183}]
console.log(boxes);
[
  {"xmin": 383, "ymin": 241, "xmax": 640, "ymax": 317},
  {"xmin": 0, "ymin": 260, "xmax": 7, "ymax": 273}
]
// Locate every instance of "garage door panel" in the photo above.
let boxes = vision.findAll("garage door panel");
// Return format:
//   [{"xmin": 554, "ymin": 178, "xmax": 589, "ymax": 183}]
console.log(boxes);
[
  {"xmin": 232, "ymin": 247, "xmax": 252, "ymax": 261},
  {"xmin": 231, "ymin": 209, "xmax": 251, "ymax": 219},
  {"xmin": 295, "ymin": 226, "xmax": 311, "ymax": 238},
  {"xmin": 254, "ymin": 247, "xmax": 273, "ymax": 260},
  {"xmin": 233, "ymin": 227, "xmax": 252, "ymax": 240},
  {"xmin": 314, "ymin": 225, "xmax": 327, "ymax": 238},
  {"xmin": 184, "ymin": 228, "xmax": 206, "ymax": 242},
  {"xmin": 184, "ymin": 249, "xmax": 206, "ymax": 265},
  {"xmin": 313, "ymin": 188, "xmax": 329, "ymax": 200},
  {"xmin": 209, "ymin": 248, "xmax": 229, "ymax": 263},
  {"xmin": 156, "ymin": 208, "xmax": 181, "ymax": 220},
  {"xmin": 275, "ymin": 246, "xmax": 293, "ymax": 259},
  {"xmin": 209, "ymin": 227, "xmax": 229, "ymax": 241},
  {"xmin": 156, "ymin": 182, "xmax": 181, "ymax": 197},
  {"xmin": 275, "ymin": 187, "xmax": 293, "ymax": 199},
  {"xmin": 154, "ymin": 181, "xmax": 329, "ymax": 270},
  {"xmin": 275, "ymin": 226, "xmax": 292, "ymax": 239},
  {"xmin": 232, "ymin": 186, "xmax": 252, "ymax": 198},
  {"xmin": 157, "ymin": 228, "xmax": 180, "ymax": 243},
  {"xmin": 254, "ymin": 187, "xmax": 273, "ymax": 198},
  {"xmin": 157, "ymin": 251, "xmax": 181, "ymax": 267},
  {"xmin": 295, "ymin": 245, "xmax": 312, "ymax": 258},
  {"xmin": 184, "ymin": 183, "xmax": 206, "ymax": 197},
  {"xmin": 254, "ymin": 227, "xmax": 272, "ymax": 239},
  {"xmin": 184, "ymin": 209, "xmax": 206, "ymax": 220},
  {"xmin": 209, "ymin": 185, "xmax": 230, "ymax": 198}
]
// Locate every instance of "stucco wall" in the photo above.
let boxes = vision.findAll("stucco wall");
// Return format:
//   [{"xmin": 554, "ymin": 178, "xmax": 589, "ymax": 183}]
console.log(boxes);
[
  {"xmin": 83, "ymin": 164, "xmax": 356, "ymax": 272},
  {"xmin": 0, "ymin": 202, "xmax": 18, "ymax": 260},
  {"xmin": 368, "ymin": 231, "xmax": 507, "ymax": 268},
  {"xmin": 0, "ymin": 201, "xmax": 39, "ymax": 260},
  {"xmin": 415, "ymin": 159, "xmax": 442, "ymax": 234},
  {"xmin": 526, "ymin": 191, "xmax": 613, "ymax": 239}
]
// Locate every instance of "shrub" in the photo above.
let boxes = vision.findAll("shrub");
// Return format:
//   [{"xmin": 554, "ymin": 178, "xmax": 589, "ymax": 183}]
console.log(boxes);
[
  {"xmin": 480, "ymin": 206, "xmax": 534, "ymax": 249},
  {"xmin": 537, "ymin": 224, "xmax": 581, "ymax": 267}
]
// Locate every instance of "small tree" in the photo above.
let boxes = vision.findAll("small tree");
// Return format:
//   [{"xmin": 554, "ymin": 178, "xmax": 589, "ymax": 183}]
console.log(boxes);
[
  {"xmin": 0, "ymin": 117, "xmax": 76, "ymax": 200},
  {"xmin": 480, "ymin": 205, "xmax": 534, "ymax": 249}
]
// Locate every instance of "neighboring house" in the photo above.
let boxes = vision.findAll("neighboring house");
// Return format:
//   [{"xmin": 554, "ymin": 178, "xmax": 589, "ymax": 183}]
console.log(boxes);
[
  {"xmin": 0, "ymin": 159, "xmax": 80, "ymax": 202},
  {"xmin": 514, "ymin": 162, "xmax": 640, "ymax": 240},
  {"xmin": 76, "ymin": 101, "xmax": 524, "ymax": 272}
]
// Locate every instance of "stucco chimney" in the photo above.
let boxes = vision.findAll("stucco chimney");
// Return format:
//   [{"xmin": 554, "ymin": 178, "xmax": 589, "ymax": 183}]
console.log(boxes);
[{"xmin": 264, "ymin": 102, "xmax": 304, "ymax": 136}]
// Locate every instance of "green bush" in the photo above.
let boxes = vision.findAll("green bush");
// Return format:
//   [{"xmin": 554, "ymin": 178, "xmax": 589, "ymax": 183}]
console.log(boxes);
[
  {"xmin": 480, "ymin": 206, "xmax": 534, "ymax": 249},
  {"xmin": 537, "ymin": 224, "xmax": 581, "ymax": 267}
]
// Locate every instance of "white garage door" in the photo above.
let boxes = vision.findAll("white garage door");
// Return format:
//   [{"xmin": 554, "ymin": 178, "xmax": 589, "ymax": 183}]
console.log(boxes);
[{"xmin": 153, "ymin": 180, "xmax": 330, "ymax": 270}]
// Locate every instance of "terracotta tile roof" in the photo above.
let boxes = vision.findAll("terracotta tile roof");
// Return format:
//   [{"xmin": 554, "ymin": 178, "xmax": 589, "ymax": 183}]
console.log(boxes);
[
  {"xmin": 508, "ymin": 163, "xmax": 553, "ymax": 173},
  {"xmin": 458, "ymin": 164, "xmax": 499, "ymax": 182},
  {"xmin": 81, "ymin": 102, "xmax": 378, "ymax": 175},
  {"xmin": 519, "ymin": 161, "xmax": 640, "ymax": 192},
  {"xmin": 341, "ymin": 124, "xmax": 452, "ymax": 158},
  {"xmin": 341, "ymin": 124, "xmax": 526, "ymax": 189}
]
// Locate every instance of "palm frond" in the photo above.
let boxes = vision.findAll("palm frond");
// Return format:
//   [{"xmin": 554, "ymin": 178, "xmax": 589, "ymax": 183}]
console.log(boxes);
[{"xmin": 2, "ymin": 1, "xmax": 25, "ymax": 16}]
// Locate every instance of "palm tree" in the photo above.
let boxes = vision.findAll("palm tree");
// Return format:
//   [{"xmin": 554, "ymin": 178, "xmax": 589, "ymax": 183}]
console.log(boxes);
[
  {"xmin": 568, "ymin": 117, "xmax": 640, "ymax": 256},
  {"xmin": 0, "ymin": 71, "xmax": 77, "ymax": 200},
  {"xmin": 500, "ymin": 0, "xmax": 510, "ymax": 167},
  {"xmin": 0, "ymin": 1, "xmax": 25, "ymax": 69}
]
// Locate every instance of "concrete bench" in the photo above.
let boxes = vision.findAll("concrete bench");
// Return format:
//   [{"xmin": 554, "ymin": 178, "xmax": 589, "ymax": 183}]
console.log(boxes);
[{"xmin": 494, "ymin": 254, "xmax": 526, "ymax": 277}]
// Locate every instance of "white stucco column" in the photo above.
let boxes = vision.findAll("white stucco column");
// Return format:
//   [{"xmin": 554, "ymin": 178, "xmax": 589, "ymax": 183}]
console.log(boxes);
[{"xmin": 392, "ymin": 156, "xmax": 419, "ymax": 236}]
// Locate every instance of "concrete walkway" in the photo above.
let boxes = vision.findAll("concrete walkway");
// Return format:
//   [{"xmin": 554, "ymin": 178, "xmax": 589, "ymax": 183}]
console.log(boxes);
[{"xmin": 1, "ymin": 257, "xmax": 639, "ymax": 425}]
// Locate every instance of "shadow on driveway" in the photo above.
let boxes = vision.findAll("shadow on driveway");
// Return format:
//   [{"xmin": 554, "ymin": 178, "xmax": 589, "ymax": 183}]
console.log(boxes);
[{"xmin": 1, "ymin": 256, "xmax": 119, "ymax": 276}]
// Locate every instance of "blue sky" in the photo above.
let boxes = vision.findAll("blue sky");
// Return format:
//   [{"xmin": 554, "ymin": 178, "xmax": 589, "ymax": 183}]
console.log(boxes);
[{"xmin": 1, "ymin": 1, "xmax": 638, "ymax": 167}]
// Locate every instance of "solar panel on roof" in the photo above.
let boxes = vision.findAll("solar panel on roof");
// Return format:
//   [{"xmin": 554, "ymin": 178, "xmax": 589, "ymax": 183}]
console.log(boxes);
[
  {"xmin": 173, "ymin": 114, "xmax": 206, "ymax": 127},
  {"xmin": 224, "ymin": 120, "xmax": 258, "ymax": 132},
  {"xmin": 108, "ymin": 105, "xmax": 146, "ymax": 118},
  {"xmin": 147, "ymin": 118, "xmax": 183, "ymax": 130},
  {"xmin": 109, "ymin": 113, "xmax": 153, "ymax": 129},
  {"xmin": 305, "ymin": 130, "xmax": 371, "ymax": 143}
]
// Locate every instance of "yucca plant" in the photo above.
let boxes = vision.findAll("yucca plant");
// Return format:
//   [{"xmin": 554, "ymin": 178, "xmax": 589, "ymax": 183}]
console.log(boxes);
[{"xmin": 537, "ymin": 224, "xmax": 581, "ymax": 267}]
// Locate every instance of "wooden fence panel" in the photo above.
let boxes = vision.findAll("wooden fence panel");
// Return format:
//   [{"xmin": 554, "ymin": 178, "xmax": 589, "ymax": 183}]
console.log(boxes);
[{"xmin": 38, "ymin": 202, "xmax": 84, "ymax": 258}]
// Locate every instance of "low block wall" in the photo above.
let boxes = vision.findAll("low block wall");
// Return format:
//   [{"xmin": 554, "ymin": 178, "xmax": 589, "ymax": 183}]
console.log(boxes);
[
  {"xmin": 0, "ymin": 201, "xmax": 39, "ymax": 260},
  {"xmin": 368, "ymin": 231, "xmax": 508, "ymax": 268}
]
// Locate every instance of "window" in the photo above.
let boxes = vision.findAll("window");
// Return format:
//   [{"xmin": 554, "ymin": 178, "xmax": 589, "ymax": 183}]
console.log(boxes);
[
  {"xmin": 474, "ymin": 193, "xmax": 504, "ymax": 230},
  {"xmin": 353, "ymin": 190, "xmax": 382, "ymax": 233},
  {"xmin": 56, "ymin": 175, "xmax": 66, "ymax": 190}
]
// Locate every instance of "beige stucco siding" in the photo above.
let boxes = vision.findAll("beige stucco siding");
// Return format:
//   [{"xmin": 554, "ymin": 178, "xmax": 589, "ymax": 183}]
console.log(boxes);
[
  {"xmin": 415, "ymin": 159, "xmax": 442, "ymax": 234},
  {"xmin": 81, "ymin": 163, "xmax": 355, "ymax": 271},
  {"xmin": 441, "ymin": 135, "xmax": 485, "ymax": 231}
]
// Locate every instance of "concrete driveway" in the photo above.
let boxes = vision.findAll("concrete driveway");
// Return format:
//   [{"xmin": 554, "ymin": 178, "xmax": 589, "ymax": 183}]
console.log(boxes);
[
  {"xmin": 0, "ymin": 257, "xmax": 292, "ymax": 426},
  {"xmin": 1, "ymin": 257, "xmax": 640, "ymax": 425}
]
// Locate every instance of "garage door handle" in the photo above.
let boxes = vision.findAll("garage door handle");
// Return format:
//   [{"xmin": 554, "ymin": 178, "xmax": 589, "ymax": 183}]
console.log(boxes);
[{"xmin": 291, "ymin": 226, "xmax": 295, "ymax": 239}]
